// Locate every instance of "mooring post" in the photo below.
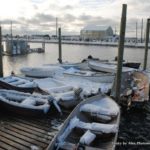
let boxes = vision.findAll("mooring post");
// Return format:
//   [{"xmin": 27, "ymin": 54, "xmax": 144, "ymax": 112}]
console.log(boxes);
[
  {"xmin": 42, "ymin": 40, "xmax": 45, "ymax": 52},
  {"xmin": 58, "ymin": 27, "xmax": 62, "ymax": 63},
  {"xmin": 0, "ymin": 26, "xmax": 3, "ymax": 77},
  {"xmin": 115, "ymin": 4, "xmax": 127, "ymax": 102},
  {"xmin": 143, "ymin": 18, "xmax": 150, "ymax": 70}
]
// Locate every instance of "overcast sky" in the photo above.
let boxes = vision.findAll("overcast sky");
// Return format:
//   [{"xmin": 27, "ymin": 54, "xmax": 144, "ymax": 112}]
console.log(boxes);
[{"xmin": 0, "ymin": 0, "xmax": 149, "ymax": 37}]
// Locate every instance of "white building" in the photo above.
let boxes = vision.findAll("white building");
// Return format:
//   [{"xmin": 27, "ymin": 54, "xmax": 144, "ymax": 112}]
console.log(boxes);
[{"xmin": 80, "ymin": 25, "xmax": 113, "ymax": 41}]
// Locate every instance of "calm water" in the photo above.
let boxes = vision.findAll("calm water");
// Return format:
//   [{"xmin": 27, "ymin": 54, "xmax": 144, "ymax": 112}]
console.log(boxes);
[
  {"xmin": 2, "ymin": 43, "xmax": 150, "ymax": 149},
  {"xmin": 3, "ymin": 43, "xmax": 150, "ymax": 76}
]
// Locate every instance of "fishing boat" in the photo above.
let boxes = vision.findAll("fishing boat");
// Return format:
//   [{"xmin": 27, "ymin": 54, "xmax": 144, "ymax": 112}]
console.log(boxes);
[
  {"xmin": 0, "ymin": 76, "xmax": 38, "ymax": 93},
  {"xmin": 0, "ymin": 89, "xmax": 56, "ymax": 116},
  {"xmin": 47, "ymin": 94, "xmax": 120, "ymax": 150},
  {"xmin": 111, "ymin": 71, "xmax": 149, "ymax": 108},
  {"xmin": 20, "ymin": 66, "xmax": 65, "ymax": 78},
  {"xmin": 88, "ymin": 60, "xmax": 135, "ymax": 73},
  {"xmin": 63, "ymin": 67, "xmax": 115, "ymax": 83}
]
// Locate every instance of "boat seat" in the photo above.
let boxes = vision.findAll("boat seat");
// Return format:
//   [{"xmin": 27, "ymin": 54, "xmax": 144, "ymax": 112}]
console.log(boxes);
[
  {"xmin": 80, "ymin": 104, "xmax": 119, "ymax": 117},
  {"xmin": 76, "ymin": 121, "xmax": 118, "ymax": 135},
  {"xmin": 21, "ymin": 97, "xmax": 36, "ymax": 106}
]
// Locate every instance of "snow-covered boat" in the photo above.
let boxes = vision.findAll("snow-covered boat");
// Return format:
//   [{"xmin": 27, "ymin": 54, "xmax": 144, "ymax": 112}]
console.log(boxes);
[
  {"xmin": 0, "ymin": 89, "xmax": 55, "ymax": 116},
  {"xmin": 34, "ymin": 78, "xmax": 83, "ymax": 109},
  {"xmin": 44, "ymin": 61, "xmax": 89, "ymax": 70},
  {"xmin": 0, "ymin": 76, "xmax": 38, "ymax": 93},
  {"xmin": 88, "ymin": 60, "xmax": 135, "ymax": 73},
  {"xmin": 47, "ymin": 94, "xmax": 120, "ymax": 150},
  {"xmin": 63, "ymin": 67, "xmax": 115, "ymax": 83},
  {"xmin": 20, "ymin": 66, "xmax": 65, "ymax": 78}
]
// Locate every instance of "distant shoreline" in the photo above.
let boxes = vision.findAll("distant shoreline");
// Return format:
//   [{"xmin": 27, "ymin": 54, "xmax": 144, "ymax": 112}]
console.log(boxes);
[{"xmin": 3, "ymin": 38, "xmax": 148, "ymax": 49}]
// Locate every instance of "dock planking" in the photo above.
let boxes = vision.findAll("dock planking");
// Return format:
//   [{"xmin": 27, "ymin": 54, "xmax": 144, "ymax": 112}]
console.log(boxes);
[{"xmin": 0, "ymin": 110, "xmax": 70, "ymax": 150}]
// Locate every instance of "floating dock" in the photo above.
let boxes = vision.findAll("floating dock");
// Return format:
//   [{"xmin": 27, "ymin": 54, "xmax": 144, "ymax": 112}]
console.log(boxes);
[{"xmin": 0, "ymin": 110, "xmax": 69, "ymax": 150}]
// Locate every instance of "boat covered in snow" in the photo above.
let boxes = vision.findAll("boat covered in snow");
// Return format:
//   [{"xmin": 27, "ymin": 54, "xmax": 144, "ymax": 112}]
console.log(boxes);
[
  {"xmin": 63, "ymin": 67, "xmax": 115, "ymax": 83},
  {"xmin": 88, "ymin": 60, "xmax": 135, "ymax": 73},
  {"xmin": 20, "ymin": 66, "xmax": 65, "ymax": 78},
  {"xmin": 0, "ymin": 89, "xmax": 57, "ymax": 116},
  {"xmin": 47, "ymin": 94, "xmax": 120, "ymax": 150},
  {"xmin": 0, "ymin": 76, "xmax": 38, "ymax": 93},
  {"xmin": 111, "ymin": 71, "xmax": 149, "ymax": 107}
]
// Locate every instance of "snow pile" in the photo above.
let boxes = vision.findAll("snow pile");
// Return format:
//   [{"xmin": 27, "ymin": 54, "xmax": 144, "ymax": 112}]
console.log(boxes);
[
  {"xmin": 76, "ymin": 121, "xmax": 118, "ymax": 134},
  {"xmin": 21, "ymin": 97, "xmax": 36, "ymax": 105},
  {"xmin": 57, "ymin": 117, "xmax": 79, "ymax": 143},
  {"xmin": 34, "ymin": 78, "xmax": 65, "ymax": 90},
  {"xmin": 54, "ymin": 76, "xmax": 112, "ymax": 97},
  {"xmin": 79, "ymin": 130, "xmax": 96, "ymax": 145},
  {"xmin": 80, "ymin": 97, "xmax": 119, "ymax": 117},
  {"xmin": 64, "ymin": 67, "xmax": 95, "ymax": 76}
]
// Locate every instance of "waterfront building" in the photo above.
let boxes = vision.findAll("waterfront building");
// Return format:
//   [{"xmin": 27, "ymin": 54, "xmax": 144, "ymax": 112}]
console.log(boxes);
[
  {"xmin": 80, "ymin": 25, "xmax": 113, "ymax": 41},
  {"xmin": 5, "ymin": 39, "xmax": 29, "ymax": 55}
]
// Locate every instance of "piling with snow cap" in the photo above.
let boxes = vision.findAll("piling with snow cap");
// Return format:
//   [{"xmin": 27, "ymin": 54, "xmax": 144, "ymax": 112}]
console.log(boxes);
[
  {"xmin": 143, "ymin": 18, "xmax": 150, "ymax": 70},
  {"xmin": 115, "ymin": 4, "xmax": 127, "ymax": 102},
  {"xmin": 0, "ymin": 26, "xmax": 3, "ymax": 77},
  {"xmin": 58, "ymin": 27, "xmax": 62, "ymax": 63}
]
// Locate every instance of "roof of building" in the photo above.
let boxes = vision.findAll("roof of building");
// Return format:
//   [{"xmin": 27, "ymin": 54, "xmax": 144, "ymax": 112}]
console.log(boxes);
[{"xmin": 81, "ymin": 25, "xmax": 111, "ymax": 31}]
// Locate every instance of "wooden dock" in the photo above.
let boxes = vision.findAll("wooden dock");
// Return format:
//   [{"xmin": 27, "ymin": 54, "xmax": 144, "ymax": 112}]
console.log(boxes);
[{"xmin": 0, "ymin": 110, "xmax": 69, "ymax": 150}]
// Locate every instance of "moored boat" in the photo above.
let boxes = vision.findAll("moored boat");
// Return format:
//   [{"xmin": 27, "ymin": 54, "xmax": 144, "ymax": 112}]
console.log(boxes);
[
  {"xmin": 63, "ymin": 67, "xmax": 115, "ymax": 83},
  {"xmin": 20, "ymin": 66, "xmax": 65, "ymax": 78},
  {"xmin": 0, "ymin": 89, "xmax": 56, "ymax": 116},
  {"xmin": 88, "ymin": 60, "xmax": 135, "ymax": 73},
  {"xmin": 47, "ymin": 94, "xmax": 120, "ymax": 150},
  {"xmin": 0, "ymin": 75, "xmax": 38, "ymax": 93}
]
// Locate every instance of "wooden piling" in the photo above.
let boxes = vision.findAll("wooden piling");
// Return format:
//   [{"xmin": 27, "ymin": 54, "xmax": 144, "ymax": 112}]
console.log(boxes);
[
  {"xmin": 141, "ymin": 18, "xmax": 143, "ymax": 43},
  {"xmin": 58, "ymin": 28, "xmax": 62, "ymax": 63},
  {"xmin": 0, "ymin": 26, "xmax": 3, "ymax": 77},
  {"xmin": 136, "ymin": 21, "xmax": 138, "ymax": 43},
  {"xmin": 143, "ymin": 18, "xmax": 150, "ymax": 70},
  {"xmin": 115, "ymin": 4, "xmax": 127, "ymax": 102},
  {"xmin": 56, "ymin": 18, "xmax": 58, "ymax": 38},
  {"xmin": 42, "ymin": 40, "xmax": 45, "ymax": 52}
]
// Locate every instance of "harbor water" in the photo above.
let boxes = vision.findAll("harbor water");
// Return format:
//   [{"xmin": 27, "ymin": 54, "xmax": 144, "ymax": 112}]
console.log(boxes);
[
  {"xmin": 3, "ymin": 43, "xmax": 150, "ymax": 76},
  {"xmin": 2, "ymin": 43, "xmax": 150, "ymax": 149}
]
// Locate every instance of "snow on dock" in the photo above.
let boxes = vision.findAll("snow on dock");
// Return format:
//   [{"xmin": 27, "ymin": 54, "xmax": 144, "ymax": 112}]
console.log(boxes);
[{"xmin": 0, "ymin": 110, "xmax": 70, "ymax": 150}]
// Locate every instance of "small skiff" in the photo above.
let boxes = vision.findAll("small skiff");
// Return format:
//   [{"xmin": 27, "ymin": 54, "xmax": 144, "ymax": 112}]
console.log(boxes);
[
  {"xmin": 20, "ymin": 66, "xmax": 65, "ymax": 78},
  {"xmin": 47, "ymin": 94, "xmax": 120, "ymax": 150},
  {"xmin": 63, "ymin": 67, "xmax": 115, "ymax": 83},
  {"xmin": 0, "ymin": 89, "xmax": 55, "ymax": 116},
  {"xmin": 88, "ymin": 60, "xmax": 135, "ymax": 73},
  {"xmin": 0, "ymin": 76, "xmax": 38, "ymax": 93},
  {"xmin": 34, "ymin": 78, "xmax": 83, "ymax": 109}
]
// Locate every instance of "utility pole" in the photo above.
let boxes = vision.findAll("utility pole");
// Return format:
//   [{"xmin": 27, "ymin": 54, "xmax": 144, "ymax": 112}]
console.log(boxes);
[
  {"xmin": 58, "ymin": 28, "xmax": 62, "ymax": 63},
  {"xmin": 56, "ymin": 17, "xmax": 58, "ymax": 38},
  {"xmin": 115, "ymin": 4, "xmax": 127, "ymax": 102},
  {"xmin": 10, "ymin": 21, "xmax": 13, "ymax": 50},
  {"xmin": 136, "ymin": 21, "xmax": 138, "ymax": 43},
  {"xmin": 143, "ymin": 18, "xmax": 150, "ymax": 70},
  {"xmin": 0, "ymin": 26, "xmax": 3, "ymax": 77},
  {"xmin": 141, "ymin": 18, "xmax": 143, "ymax": 43}
]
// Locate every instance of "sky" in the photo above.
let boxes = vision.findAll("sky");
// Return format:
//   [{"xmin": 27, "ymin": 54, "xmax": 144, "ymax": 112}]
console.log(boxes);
[{"xmin": 0, "ymin": 0, "xmax": 150, "ymax": 37}]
